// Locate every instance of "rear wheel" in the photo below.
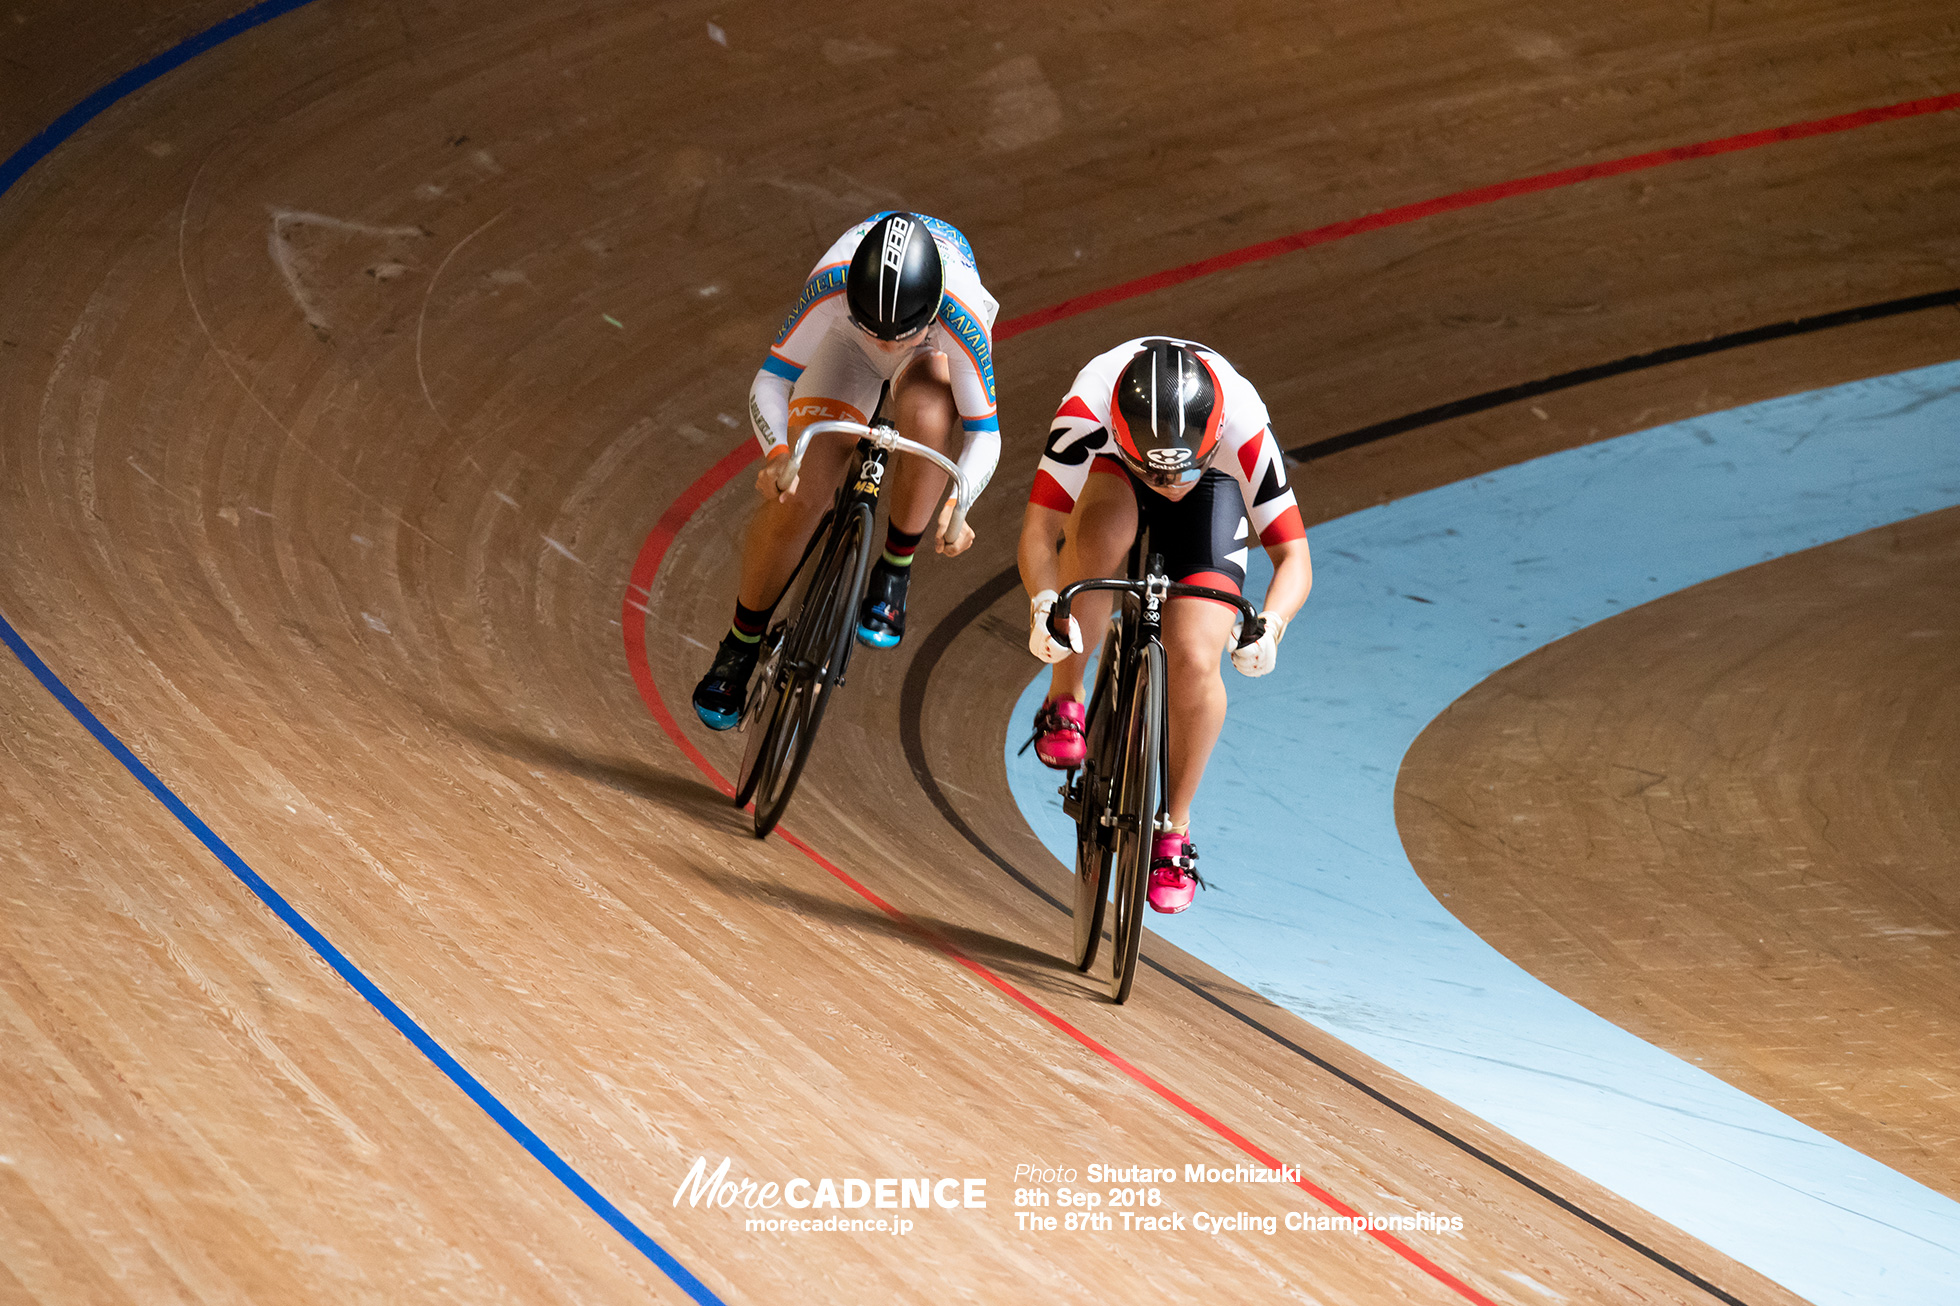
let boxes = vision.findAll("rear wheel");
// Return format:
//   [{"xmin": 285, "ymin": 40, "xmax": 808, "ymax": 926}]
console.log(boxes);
[
  {"xmin": 1107, "ymin": 640, "xmax": 1164, "ymax": 1003},
  {"xmin": 746, "ymin": 502, "xmax": 874, "ymax": 838},
  {"xmin": 1070, "ymin": 619, "xmax": 1125, "ymax": 972}
]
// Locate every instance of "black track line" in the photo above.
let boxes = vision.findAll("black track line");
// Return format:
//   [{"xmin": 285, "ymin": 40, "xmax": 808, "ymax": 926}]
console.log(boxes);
[
  {"xmin": 900, "ymin": 286, "xmax": 1960, "ymax": 1305},
  {"xmin": 1286, "ymin": 285, "xmax": 1960, "ymax": 462}
]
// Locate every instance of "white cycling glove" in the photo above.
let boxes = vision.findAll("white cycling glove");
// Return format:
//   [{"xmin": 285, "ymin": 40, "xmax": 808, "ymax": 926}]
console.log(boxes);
[
  {"xmin": 1230, "ymin": 611, "xmax": 1286, "ymax": 678},
  {"xmin": 1028, "ymin": 589, "xmax": 1083, "ymax": 664}
]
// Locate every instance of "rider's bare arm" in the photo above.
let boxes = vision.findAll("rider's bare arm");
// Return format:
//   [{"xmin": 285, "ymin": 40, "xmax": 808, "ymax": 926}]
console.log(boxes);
[
  {"xmin": 1261, "ymin": 535, "xmax": 1313, "ymax": 630},
  {"xmin": 1017, "ymin": 502, "xmax": 1070, "ymax": 598}
]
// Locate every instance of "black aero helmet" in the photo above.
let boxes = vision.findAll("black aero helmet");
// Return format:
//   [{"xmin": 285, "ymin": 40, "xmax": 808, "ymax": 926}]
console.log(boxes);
[
  {"xmin": 1108, "ymin": 339, "xmax": 1224, "ymax": 487},
  {"xmin": 846, "ymin": 212, "xmax": 943, "ymax": 341}
]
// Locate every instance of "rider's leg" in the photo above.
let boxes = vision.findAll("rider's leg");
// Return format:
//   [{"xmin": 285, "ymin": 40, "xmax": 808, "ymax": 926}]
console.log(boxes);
[
  {"xmin": 1147, "ymin": 593, "xmax": 1234, "ymax": 913},
  {"xmin": 1028, "ymin": 468, "xmax": 1136, "ymax": 767},
  {"xmin": 1124, "ymin": 470, "xmax": 1244, "ymax": 911},
  {"xmin": 693, "ymin": 415, "xmax": 855, "ymax": 730},
  {"xmin": 734, "ymin": 405, "xmax": 858, "ymax": 611},
  {"xmin": 1046, "ymin": 466, "xmax": 1138, "ymax": 702},
  {"xmin": 695, "ymin": 381, "xmax": 864, "ymax": 729},
  {"xmin": 885, "ymin": 351, "xmax": 956, "ymax": 535},
  {"xmin": 856, "ymin": 352, "xmax": 956, "ymax": 648},
  {"xmin": 1160, "ymin": 597, "xmax": 1236, "ymax": 828},
  {"xmin": 697, "ymin": 334, "xmax": 893, "ymax": 728}
]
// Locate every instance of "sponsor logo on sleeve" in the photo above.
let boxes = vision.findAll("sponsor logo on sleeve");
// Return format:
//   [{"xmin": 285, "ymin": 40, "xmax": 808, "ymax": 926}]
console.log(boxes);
[
  {"xmin": 773, "ymin": 265, "xmax": 848, "ymax": 347},
  {"xmin": 937, "ymin": 295, "xmax": 996, "ymax": 406}
]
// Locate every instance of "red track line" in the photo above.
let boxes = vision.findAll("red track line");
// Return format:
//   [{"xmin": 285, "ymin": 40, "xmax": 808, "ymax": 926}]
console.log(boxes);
[
  {"xmin": 622, "ymin": 91, "xmax": 1960, "ymax": 1303},
  {"xmin": 777, "ymin": 828, "xmax": 1496, "ymax": 1302},
  {"xmin": 622, "ymin": 437, "xmax": 755, "ymax": 798},
  {"xmin": 994, "ymin": 89, "xmax": 1960, "ymax": 341}
]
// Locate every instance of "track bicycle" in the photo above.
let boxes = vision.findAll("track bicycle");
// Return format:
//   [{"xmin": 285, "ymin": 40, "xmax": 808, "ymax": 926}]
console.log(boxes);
[
  {"xmin": 732, "ymin": 397, "xmax": 973, "ymax": 839},
  {"xmin": 1047, "ymin": 537, "xmax": 1265, "ymax": 1002}
]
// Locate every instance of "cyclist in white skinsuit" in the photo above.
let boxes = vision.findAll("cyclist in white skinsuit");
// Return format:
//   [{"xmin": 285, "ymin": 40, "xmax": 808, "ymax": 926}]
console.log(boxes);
[{"xmin": 693, "ymin": 211, "xmax": 1002, "ymax": 729}]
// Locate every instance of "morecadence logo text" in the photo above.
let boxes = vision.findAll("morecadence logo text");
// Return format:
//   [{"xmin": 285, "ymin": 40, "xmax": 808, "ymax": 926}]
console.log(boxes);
[{"xmin": 675, "ymin": 1157, "xmax": 985, "ymax": 1215}]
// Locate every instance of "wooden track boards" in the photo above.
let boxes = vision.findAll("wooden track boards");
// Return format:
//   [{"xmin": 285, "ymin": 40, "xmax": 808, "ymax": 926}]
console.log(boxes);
[{"xmin": 3, "ymin": 0, "xmax": 1957, "ymax": 1300}]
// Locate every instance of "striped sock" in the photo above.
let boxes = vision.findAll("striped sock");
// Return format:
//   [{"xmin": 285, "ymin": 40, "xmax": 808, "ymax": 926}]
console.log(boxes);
[
  {"xmin": 881, "ymin": 524, "xmax": 925, "ymax": 569},
  {"xmin": 728, "ymin": 600, "xmax": 774, "ymax": 645}
]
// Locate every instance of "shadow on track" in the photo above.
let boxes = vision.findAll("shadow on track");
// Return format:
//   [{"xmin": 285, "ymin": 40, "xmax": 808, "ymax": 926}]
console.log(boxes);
[
  {"xmin": 447, "ymin": 718, "xmax": 736, "ymax": 824},
  {"xmin": 689, "ymin": 862, "xmax": 1087, "ymax": 996}
]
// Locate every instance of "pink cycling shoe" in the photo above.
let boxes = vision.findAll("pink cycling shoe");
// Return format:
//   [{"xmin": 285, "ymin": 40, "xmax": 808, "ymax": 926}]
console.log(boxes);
[
  {"xmin": 1147, "ymin": 831, "xmax": 1204, "ymax": 914},
  {"xmin": 1028, "ymin": 698, "xmax": 1087, "ymax": 769}
]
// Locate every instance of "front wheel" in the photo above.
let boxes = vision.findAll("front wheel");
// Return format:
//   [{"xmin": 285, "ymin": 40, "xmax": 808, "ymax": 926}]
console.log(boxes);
[
  {"xmin": 735, "ymin": 511, "xmax": 836, "ymax": 813},
  {"xmin": 732, "ymin": 626, "xmax": 787, "ymax": 809},
  {"xmin": 1107, "ymin": 640, "xmax": 1164, "ymax": 1004},
  {"xmin": 1070, "ymin": 620, "xmax": 1125, "ymax": 972},
  {"xmin": 746, "ymin": 502, "xmax": 874, "ymax": 838}
]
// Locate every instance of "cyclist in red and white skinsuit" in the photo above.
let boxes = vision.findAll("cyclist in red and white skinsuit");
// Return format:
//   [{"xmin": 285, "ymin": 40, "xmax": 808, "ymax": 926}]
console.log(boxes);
[{"xmin": 1017, "ymin": 337, "xmax": 1313, "ymax": 913}]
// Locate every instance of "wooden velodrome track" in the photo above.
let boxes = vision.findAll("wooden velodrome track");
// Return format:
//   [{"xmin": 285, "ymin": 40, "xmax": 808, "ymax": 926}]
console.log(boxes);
[{"xmin": 3, "ymin": 1, "xmax": 1957, "ymax": 1302}]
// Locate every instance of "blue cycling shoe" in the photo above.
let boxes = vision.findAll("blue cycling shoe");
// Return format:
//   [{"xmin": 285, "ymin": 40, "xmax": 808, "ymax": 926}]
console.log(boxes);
[
  {"xmin": 855, "ymin": 560, "xmax": 909, "ymax": 649},
  {"xmin": 692, "ymin": 635, "xmax": 759, "ymax": 731}
]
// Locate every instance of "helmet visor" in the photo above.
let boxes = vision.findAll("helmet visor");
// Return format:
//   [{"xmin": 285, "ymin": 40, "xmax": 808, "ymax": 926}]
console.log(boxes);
[
  {"xmin": 851, "ymin": 314, "xmax": 930, "ymax": 346},
  {"xmin": 1140, "ymin": 464, "xmax": 1206, "ymax": 489},
  {"xmin": 1126, "ymin": 437, "xmax": 1218, "ymax": 489}
]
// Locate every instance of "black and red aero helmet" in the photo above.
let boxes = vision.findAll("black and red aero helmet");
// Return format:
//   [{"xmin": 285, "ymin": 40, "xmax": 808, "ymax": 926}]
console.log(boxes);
[
  {"xmin": 1108, "ymin": 339, "xmax": 1223, "ymax": 487},
  {"xmin": 846, "ymin": 212, "xmax": 943, "ymax": 341}
]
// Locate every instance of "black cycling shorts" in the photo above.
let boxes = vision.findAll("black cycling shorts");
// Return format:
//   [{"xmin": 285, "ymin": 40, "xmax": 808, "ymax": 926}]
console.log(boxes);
[{"xmin": 1092, "ymin": 456, "xmax": 1248, "ymax": 598}]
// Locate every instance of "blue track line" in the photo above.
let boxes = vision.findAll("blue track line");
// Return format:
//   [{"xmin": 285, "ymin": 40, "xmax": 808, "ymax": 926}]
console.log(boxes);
[
  {"xmin": 2, "ymin": 0, "xmax": 311, "ymax": 194},
  {"xmin": 2, "ymin": 6, "xmax": 724, "ymax": 1301},
  {"xmin": 0, "ymin": 615, "xmax": 725, "ymax": 1304}
]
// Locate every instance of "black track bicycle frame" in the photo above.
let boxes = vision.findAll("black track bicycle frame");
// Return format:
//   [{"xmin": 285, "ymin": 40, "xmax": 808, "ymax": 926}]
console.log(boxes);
[{"xmin": 1048, "ymin": 532, "xmax": 1266, "ymax": 999}]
